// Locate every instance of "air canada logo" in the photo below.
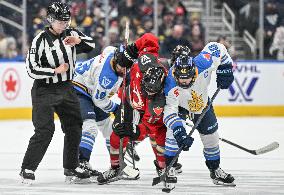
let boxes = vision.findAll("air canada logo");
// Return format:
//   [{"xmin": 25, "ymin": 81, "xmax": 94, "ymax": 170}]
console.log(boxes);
[
  {"xmin": 228, "ymin": 64, "xmax": 259, "ymax": 102},
  {"xmin": 1, "ymin": 68, "xmax": 21, "ymax": 100}
]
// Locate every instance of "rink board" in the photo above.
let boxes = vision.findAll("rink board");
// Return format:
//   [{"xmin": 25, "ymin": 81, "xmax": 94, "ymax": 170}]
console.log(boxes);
[{"xmin": 0, "ymin": 61, "xmax": 284, "ymax": 119}]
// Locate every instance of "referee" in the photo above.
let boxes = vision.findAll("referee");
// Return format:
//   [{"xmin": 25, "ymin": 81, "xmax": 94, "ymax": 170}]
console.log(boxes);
[{"xmin": 20, "ymin": 2, "xmax": 95, "ymax": 184}]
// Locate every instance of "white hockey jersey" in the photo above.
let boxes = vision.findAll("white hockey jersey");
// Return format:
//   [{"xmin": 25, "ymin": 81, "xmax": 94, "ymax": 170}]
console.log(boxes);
[
  {"xmin": 163, "ymin": 42, "xmax": 233, "ymax": 131},
  {"xmin": 73, "ymin": 46, "xmax": 123, "ymax": 113}
]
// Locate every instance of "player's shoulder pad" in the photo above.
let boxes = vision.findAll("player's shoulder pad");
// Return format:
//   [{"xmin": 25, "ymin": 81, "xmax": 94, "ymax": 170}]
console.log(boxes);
[
  {"xmin": 98, "ymin": 53, "xmax": 118, "ymax": 89},
  {"xmin": 193, "ymin": 42, "xmax": 223, "ymax": 74},
  {"xmin": 164, "ymin": 67, "xmax": 177, "ymax": 96},
  {"xmin": 102, "ymin": 46, "xmax": 116, "ymax": 55}
]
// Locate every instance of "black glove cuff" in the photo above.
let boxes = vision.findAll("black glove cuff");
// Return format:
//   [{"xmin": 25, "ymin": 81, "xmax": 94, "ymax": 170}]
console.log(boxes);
[{"xmin": 130, "ymin": 125, "xmax": 140, "ymax": 141}]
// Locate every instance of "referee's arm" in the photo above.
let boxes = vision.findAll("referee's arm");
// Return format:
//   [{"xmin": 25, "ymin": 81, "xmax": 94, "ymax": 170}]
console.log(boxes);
[
  {"xmin": 72, "ymin": 29, "xmax": 96, "ymax": 54},
  {"xmin": 26, "ymin": 32, "xmax": 55, "ymax": 79}
]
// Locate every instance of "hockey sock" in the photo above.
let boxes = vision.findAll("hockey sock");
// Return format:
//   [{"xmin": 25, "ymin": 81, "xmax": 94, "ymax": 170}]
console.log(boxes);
[
  {"xmin": 105, "ymin": 138, "xmax": 110, "ymax": 153},
  {"xmin": 79, "ymin": 131, "xmax": 96, "ymax": 161},
  {"xmin": 150, "ymin": 136, "xmax": 165, "ymax": 168},
  {"xmin": 203, "ymin": 146, "xmax": 220, "ymax": 170},
  {"xmin": 79, "ymin": 147, "xmax": 92, "ymax": 161}
]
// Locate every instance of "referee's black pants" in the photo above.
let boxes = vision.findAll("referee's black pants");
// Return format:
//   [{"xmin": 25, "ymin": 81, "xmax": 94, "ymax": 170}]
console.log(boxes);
[{"xmin": 21, "ymin": 80, "xmax": 83, "ymax": 171}]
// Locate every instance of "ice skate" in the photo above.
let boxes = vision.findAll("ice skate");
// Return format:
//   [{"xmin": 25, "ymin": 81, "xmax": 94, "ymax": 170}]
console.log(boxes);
[
  {"xmin": 97, "ymin": 166, "xmax": 120, "ymax": 185},
  {"xmin": 162, "ymin": 167, "xmax": 177, "ymax": 193},
  {"xmin": 210, "ymin": 167, "xmax": 236, "ymax": 187},
  {"xmin": 174, "ymin": 162, "xmax": 182, "ymax": 174},
  {"xmin": 64, "ymin": 167, "xmax": 90, "ymax": 184},
  {"xmin": 20, "ymin": 169, "xmax": 35, "ymax": 185},
  {"xmin": 79, "ymin": 159, "xmax": 102, "ymax": 182}
]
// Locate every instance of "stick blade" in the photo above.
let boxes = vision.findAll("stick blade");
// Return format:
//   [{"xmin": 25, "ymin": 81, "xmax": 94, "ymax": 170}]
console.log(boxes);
[
  {"xmin": 255, "ymin": 142, "xmax": 279, "ymax": 155},
  {"xmin": 152, "ymin": 176, "xmax": 162, "ymax": 186}
]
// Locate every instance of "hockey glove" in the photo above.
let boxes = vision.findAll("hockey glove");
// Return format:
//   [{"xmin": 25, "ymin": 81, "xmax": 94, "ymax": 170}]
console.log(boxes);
[
  {"xmin": 116, "ymin": 43, "xmax": 139, "ymax": 68},
  {"xmin": 113, "ymin": 122, "xmax": 140, "ymax": 140},
  {"xmin": 216, "ymin": 63, "xmax": 234, "ymax": 89},
  {"xmin": 173, "ymin": 126, "xmax": 194, "ymax": 151}
]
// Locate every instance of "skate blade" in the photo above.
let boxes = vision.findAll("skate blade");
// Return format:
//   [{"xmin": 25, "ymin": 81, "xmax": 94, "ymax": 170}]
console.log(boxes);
[
  {"xmin": 89, "ymin": 176, "xmax": 100, "ymax": 183},
  {"xmin": 121, "ymin": 174, "xmax": 140, "ymax": 180},
  {"xmin": 97, "ymin": 175, "xmax": 122, "ymax": 185},
  {"xmin": 65, "ymin": 176, "xmax": 91, "ymax": 184},
  {"xmin": 175, "ymin": 169, "xmax": 182, "ymax": 175},
  {"xmin": 21, "ymin": 178, "xmax": 34, "ymax": 185},
  {"xmin": 213, "ymin": 180, "xmax": 236, "ymax": 187},
  {"xmin": 162, "ymin": 187, "xmax": 175, "ymax": 193}
]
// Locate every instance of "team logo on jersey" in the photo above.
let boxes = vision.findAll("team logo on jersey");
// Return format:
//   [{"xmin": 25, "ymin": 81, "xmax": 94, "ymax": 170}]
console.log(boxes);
[
  {"xmin": 101, "ymin": 76, "xmax": 112, "ymax": 88},
  {"xmin": 202, "ymin": 53, "xmax": 211, "ymax": 61},
  {"xmin": 188, "ymin": 90, "xmax": 204, "ymax": 112},
  {"xmin": 153, "ymin": 106, "xmax": 163, "ymax": 116}
]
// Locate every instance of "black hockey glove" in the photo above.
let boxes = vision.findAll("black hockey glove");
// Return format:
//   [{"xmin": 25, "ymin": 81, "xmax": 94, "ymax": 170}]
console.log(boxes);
[
  {"xmin": 173, "ymin": 126, "xmax": 194, "ymax": 151},
  {"xmin": 113, "ymin": 122, "xmax": 140, "ymax": 140},
  {"xmin": 216, "ymin": 63, "xmax": 234, "ymax": 89},
  {"xmin": 116, "ymin": 43, "xmax": 139, "ymax": 68}
]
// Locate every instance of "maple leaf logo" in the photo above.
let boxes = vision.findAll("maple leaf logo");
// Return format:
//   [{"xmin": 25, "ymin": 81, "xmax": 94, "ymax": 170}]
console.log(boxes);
[
  {"xmin": 153, "ymin": 106, "xmax": 163, "ymax": 116},
  {"xmin": 5, "ymin": 74, "xmax": 17, "ymax": 92}
]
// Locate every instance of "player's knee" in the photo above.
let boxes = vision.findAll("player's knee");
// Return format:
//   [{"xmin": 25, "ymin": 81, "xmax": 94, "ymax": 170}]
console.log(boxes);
[
  {"xmin": 200, "ymin": 131, "xmax": 219, "ymax": 148},
  {"xmin": 82, "ymin": 119, "xmax": 98, "ymax": 137}
]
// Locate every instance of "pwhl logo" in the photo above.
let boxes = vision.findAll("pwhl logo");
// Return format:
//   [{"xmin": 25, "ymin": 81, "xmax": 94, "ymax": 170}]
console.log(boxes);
[
  {"xmin": 1, "ymin": 68, "xmax": 21, "ymax": 100},
  {"xmin": 228, "ymin": 65, "xmax": 259, "ymax": 102}
]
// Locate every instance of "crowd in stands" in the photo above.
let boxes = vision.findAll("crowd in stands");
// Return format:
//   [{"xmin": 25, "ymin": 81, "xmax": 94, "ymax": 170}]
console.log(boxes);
[
  {"xmin": 217, "ymin": 0, "xmax": 284, "ymax": 60},
  {"xmin": 1, "ymin": 0, "xmax": 205, "ymax": 60},
  {"xmin": 2, "ymin": 0, "xmax": 284, "ymax": 60}
]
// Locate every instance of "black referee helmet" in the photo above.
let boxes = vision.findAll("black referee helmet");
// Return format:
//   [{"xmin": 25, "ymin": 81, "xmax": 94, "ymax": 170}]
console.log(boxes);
[{"xmin": 47, "ymin": 2, "xmax": 71, "ymax": 23}]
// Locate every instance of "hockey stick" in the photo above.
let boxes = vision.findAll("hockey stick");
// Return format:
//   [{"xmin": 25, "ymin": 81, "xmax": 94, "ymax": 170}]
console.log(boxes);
[
  {"xmin": 117, "ymin": 21, "xmax": 139, "ymax": 178},
  {"xmin": 219, "ymin": 138, "xmax": 279, "ymax": 155},
  {"xmin": 118, "ymin": 20, "xmax": 130, "ymax": 173},
  {"xmin": 152, "ymin": 87, "xmax": 221, "ymax": 186}
]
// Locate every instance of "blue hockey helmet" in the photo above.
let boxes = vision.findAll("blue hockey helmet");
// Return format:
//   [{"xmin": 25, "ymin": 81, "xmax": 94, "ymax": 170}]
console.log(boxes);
[{"xmin": 174, "ymin": 55, "xmax": 197, "ymax": 89}]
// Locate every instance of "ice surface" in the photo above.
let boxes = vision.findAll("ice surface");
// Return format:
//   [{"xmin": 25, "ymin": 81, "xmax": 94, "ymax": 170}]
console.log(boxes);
[{"xmin": 0, "ymin": 117, "xmax": 283, "ymax": 194}]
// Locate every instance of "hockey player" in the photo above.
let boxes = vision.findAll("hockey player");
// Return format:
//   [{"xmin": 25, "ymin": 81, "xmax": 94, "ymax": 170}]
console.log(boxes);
[
  {"xmin": 97, "ymin": 33, "xmax": 171, "ymax": 184},
  {"xmin": 163, "ymin": 43, "xmax": 235, "ymax": 192},
  {"xmin": 72, "ymin": 45, "xmax": 137, "ymax": 180}
]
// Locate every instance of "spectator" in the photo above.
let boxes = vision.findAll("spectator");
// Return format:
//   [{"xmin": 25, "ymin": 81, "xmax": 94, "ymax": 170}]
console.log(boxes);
[
  {"xmin": 217, "ymin": 35, "xmax": 237, "ymax": 61},
  {"xmin": 158, "ymin": 9, "xmax": 175, "ymax": 41},
  {"xmin": 32, "ymin": 7, "xmax": 47, "ymax": 37},
  {"xmin": 189, "ymin": 24, "xmax": 204, "ymax": 57},
  {"xmin": 269, "ymin": 19, "xmax": 284, "ymax": 60},
  {"xmin": 0, "ymin": 31, "xmax": 18, "ymax": 59},
  {"xmin": 160, "ymin": 24, "xmax": 191, "ymax": 58},
  {"xmin": 263, "ymin": 0, "xmax": 282, "ymax": 58}
]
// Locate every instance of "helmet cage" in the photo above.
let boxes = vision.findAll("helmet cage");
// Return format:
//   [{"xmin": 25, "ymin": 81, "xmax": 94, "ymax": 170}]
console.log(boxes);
[
  {"xmin": 174, "ymin": 56, "xmax": 196, "ymax": 89},
  {"xmin": 141, "ymin": 67, "xmax": 165, "ymax": 94}
]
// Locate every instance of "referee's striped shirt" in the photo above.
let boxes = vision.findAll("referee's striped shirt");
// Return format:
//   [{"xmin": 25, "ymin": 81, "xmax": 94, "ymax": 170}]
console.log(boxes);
[{"xmin": 26, "ymin": 27, "xmax": 95, "ymax": 84}]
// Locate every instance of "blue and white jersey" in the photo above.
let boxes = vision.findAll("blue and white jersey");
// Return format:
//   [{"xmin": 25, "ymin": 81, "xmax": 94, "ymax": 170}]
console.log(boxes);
[
  {"xmin": 164, "ymin": 42, "xmax": 232, "ymax": 131},
  {"xmin": 72, "ymin": 46, "xmax": 123, "ymax": 113}
]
